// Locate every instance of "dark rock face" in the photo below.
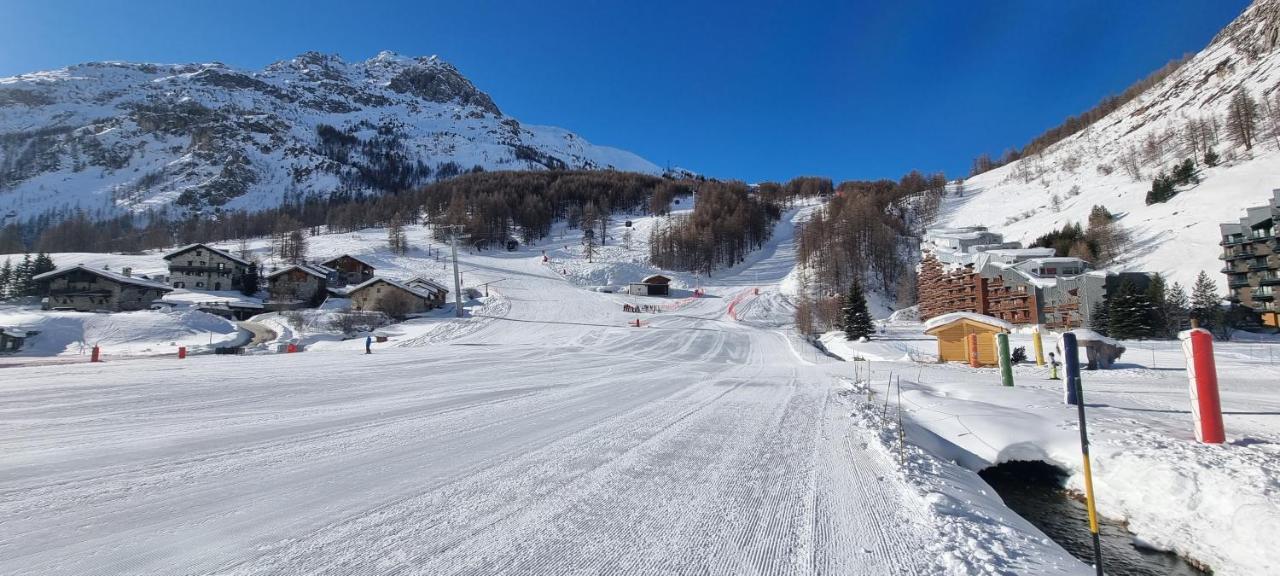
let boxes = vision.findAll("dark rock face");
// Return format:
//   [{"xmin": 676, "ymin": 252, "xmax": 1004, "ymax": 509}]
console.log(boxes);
[{"xmin": 387, "ymin": 61, "xmax": 501, "ymax": 116}]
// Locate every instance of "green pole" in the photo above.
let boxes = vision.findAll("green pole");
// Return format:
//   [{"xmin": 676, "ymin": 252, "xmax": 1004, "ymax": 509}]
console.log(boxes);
[{"xmin": 996, "ymin": 332, "xmax": 1014, "ymax": 386}]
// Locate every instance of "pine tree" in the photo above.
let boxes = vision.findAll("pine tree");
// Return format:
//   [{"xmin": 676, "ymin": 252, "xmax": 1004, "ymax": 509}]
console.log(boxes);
[
  {"xmin": 1089, "ymin": 297, "xmax": 1111, "ymax": 336},
  {"xmin": 1204, "ymin": 147, "xmax": 1219, "ymax": 167},
  {"xmin": 0, "ymin": 258, "xmax": 11, "ymax": 299},
  {"xmin": 1108, "ymin": 278, "xmax": 1155, "ymax": 339},
  {"xmin": 13, "ymin": 254, "xmax": 33, "ymax": 297},
  {"xmin": 842, "ymin": 280, "xmax": 874, "ymax": 341},
  {"xmin": 32, "ymin": 252, "xmax": 56, "ymax": 277},
  {"xmin": 1165, "ymin": 281, "xmax": 1191, "ymax": 337},
  {"xmin": 1145, "ymin": 274, "xmax": 1168, "ymax": 338},
  {"xmin": 241, "ymin": 262, "xmax": 259, "ymax": 296},
  {"xmin": 1191, "ymin": 271, "xmax": 1222, "ymax": 330}
]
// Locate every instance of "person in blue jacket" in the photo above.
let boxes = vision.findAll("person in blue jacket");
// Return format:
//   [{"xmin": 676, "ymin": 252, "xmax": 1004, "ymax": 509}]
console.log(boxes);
[{"xmin": 365, "ymin": 335, "xmax": 373, "ymax": 354}]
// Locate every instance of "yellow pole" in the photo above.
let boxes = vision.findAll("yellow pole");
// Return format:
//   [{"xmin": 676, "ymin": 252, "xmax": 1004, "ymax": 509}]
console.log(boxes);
[{"xmin": 1032, "ymin": 325, "xmax": 1046, "ymax": 366}]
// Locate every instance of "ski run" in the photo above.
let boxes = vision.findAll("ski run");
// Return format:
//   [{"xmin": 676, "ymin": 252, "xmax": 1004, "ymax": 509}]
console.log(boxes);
[{"xmin": 1, "ymin": 205, "xmax": 1276, "ymax": 575}]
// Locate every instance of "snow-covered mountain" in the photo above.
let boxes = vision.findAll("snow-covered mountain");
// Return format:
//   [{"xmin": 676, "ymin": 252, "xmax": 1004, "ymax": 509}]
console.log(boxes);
[
  {"xmin": 940, "ymin": 0, "xmax": 1280, "ymax": 289},
  {"xmin": 0, "ymin": 51, "xmax": 660, "ymax": 218}
]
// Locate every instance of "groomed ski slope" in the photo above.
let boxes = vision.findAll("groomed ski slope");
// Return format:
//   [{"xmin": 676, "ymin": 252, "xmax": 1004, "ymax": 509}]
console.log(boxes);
[{"xmin": 0, "ymin": 209, "xmax": 1087, "ymax": 575}]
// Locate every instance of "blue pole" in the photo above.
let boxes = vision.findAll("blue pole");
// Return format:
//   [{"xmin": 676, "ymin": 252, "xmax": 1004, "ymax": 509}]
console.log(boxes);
[{"xmin": 1063, "ymin": 332, "xmax": 1080, "ymax": 405}]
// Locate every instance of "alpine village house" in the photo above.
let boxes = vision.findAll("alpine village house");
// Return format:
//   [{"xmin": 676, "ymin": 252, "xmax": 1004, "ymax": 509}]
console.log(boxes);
[
  {"xmin": 35, "ymin": 265, "xmax": 173, "ymax": 312},
  {"xmin": 163, "ymin": 243, "xmax": 252, "ymax": 292}
]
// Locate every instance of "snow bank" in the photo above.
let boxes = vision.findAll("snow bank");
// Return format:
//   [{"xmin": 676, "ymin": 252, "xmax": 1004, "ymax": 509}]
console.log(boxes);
[{"xmin": 0, "ymin": 306, "xmax": 239, "ymax": 356}]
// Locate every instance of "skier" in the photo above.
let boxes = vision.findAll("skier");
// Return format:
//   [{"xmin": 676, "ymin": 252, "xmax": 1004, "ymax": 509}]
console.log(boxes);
[
  {"xmin": 365, "ymin": 334, "xmax": 373, "ymax": 355},
  {"xmin": 1048, "ymin": 351, "xmax": 1060, "ymax": 380}
]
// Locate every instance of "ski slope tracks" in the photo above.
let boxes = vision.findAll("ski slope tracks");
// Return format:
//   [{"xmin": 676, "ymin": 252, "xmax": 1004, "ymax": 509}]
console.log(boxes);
[{"xmin": 0, "ymin": 203, "xmax": 1092, "ymax": 575}]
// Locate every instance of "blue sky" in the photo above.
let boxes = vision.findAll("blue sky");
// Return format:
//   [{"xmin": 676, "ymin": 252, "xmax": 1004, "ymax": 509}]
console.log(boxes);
[{"xmin": 0, "ymin": 0, "xmax": 1250, "ymax": 183}]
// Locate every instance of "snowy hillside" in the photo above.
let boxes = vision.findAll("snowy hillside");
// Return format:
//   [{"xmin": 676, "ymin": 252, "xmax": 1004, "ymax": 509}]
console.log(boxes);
[
  {"xmin": 0, "ymin": 51, "xmax": 659, "ymax": 218},
  {"xmin": 941, "ymin": 0, "xmax": 1280, "ymax": 289}
]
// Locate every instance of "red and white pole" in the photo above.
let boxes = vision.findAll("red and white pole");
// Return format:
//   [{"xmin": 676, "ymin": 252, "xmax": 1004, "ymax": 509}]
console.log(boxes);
[
  {"xmin": 967, "ymin": 333, "xmax": 980, "ymax": 368},
  {"xmin": 1179, "ymin": 328, "xmax": 1225, "ymax": 444}
]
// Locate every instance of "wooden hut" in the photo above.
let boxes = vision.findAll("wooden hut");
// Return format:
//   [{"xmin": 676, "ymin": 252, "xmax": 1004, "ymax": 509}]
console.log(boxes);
[
  {"xmin": 628, "ymin": 274, "xmax": 672, "ymax": 296},
  {"xmin": 923, "ymin": 312, "xmax": 1012, "ymax": 366}
]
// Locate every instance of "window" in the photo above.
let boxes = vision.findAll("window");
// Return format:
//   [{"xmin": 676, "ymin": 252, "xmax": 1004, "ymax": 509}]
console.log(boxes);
[
  {"xmin": 187, "ymin": 260, "xmax": 193, "ymax": 266},
  {"xmin": 196, "ymin": 250, "xmax": 202, "ymax": 256},
  {"xmin": 196, "ymin": 282, "xmax": 205, "ymax": 288},
  {"xmin": 217, "ymin": 263, "xmax": 225, "ymax": 270}
]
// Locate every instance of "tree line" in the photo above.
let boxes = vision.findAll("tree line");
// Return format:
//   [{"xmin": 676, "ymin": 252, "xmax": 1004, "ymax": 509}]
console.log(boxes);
[
  {"xmin": 0, "ymin": 253, "xmax": 56, "ymax": 299},
  {"xmin": 647, "ymin": 180, "xmax": 782, "ymax": 275},
  {"xmin": 793, "ymin": 170, "xmax": 947, "ymax": 333}
]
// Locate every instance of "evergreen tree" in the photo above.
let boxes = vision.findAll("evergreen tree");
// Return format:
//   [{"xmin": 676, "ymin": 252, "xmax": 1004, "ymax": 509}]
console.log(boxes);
[
  {"xmin": 1190, "ymin": 271, "xmax": 1222, "ymax": 331},
  {"xmin": 13, "ymin": 253, "xmax": 33, "ymax": 297},
  {"xmin": 1089, "ymin": 297, "xmax": 1111, "ymax": 336},
  {"xmin": 32, "ymin": 252, "xmax": 56, "ymax": 277},
  {"xmin": 842, "ymin": 280, "xmax": 874, "ymax": 341},
  {"xmin": 0, "ymin": 258, "xmax": 11, "ymax": 299},
  {"xmin": 1108, "ymin": 278, "xmax": 1155, "ymax": 339},
  {"xmin": 1165, "ymin": 281, "xmax": 1191, "ymax": 337},
  {"xmin": 1144, "ymin": 274, "xmax": 1168, "ymax": 338},
  {"xmin": 1204, "ymin": 147, "xmax": 1219, "ymax": 167},
  {"xmin": 241, "ymin": 262, "xmax": 259, "ymax": 296}
]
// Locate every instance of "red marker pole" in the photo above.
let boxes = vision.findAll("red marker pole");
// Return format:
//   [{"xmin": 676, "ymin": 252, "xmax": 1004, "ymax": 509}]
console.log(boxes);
[
  {"xmin": 91, "ymin": 345, "xmax": 101, "ymax": 363},
  {"xmin": 178, "ymin": 346, "xmax": 187, "ymax": 359},
  {"xmin": 967, "ymin": 333, "xmax": 980, "ymax": 368},
  {"xmin": 1180, "ymin": 328, "xmax": 1225, "ymax": 443}
]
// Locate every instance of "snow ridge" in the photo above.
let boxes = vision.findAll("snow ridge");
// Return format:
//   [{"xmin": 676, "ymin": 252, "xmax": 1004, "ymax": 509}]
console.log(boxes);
[{"xmin": 942, "ymin": 0, "xmax": 1280, "ymax": 289}]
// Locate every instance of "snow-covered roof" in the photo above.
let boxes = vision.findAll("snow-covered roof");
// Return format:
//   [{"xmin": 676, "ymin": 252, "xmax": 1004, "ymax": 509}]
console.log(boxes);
[
  {"xmin": 984, "ymin": 248, "xmax": 1057, "ymax": 258},
  {"xmin": 1066, "ymin": 328, "xmax": 1120, "ymax": 347},
  {"xmin": 322, "ymin": 254, "xmax": 376, "ymax": 269},
  {"xmin": 267, "ymin": 263, "xmax": 334, "ymax": 280},
  {"xmin": 32, "ymin": 265, "xmax": 174, "ymax": 291},
  {"xmin": 405, "ymin": 276, "xmax": 449, "ymax": 293},
  {"xmin": 347, "ymin": 277, "xmax": 436, "ymax": 300},
  {"xmin": 163, "ymin": 243, "xmax": 251, "ymax": 266},
  {"xmin": 923, "ymin": 312, "xmax": 1013, "ymax": 333}
]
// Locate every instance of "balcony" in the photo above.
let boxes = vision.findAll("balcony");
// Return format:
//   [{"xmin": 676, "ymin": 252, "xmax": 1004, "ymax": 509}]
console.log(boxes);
[
  {"xmin": 1254, "ymin": 293, "xmax": 1276, "ymax": 302},
  {"xmin": 1228, "ymin": 276, "xmax": 1251, "ymax": 288},
  {"xmin": 1221, "ymin": 250, "xmax": 1256, "ymax": 260},
  {"xmin": 1220, "ymin": 236, "xmax": 1246, "ymax": 246},
  {"xmin": 169, "ymin": 265, "xmax": 235, "ymax": 275},
  {"xmin": 1249, "ymin": 261, "xmax": 1274, "ymax": 271},
  {"xmin": 1260, "ymin": 275, "xmax": 1280, "ymax": 286}
]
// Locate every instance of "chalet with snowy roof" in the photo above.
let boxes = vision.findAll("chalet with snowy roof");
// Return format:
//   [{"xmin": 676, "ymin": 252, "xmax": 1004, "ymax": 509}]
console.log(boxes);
[
  {"xmin": 321, "ymin": 254, "xmax": 376, "ymax": 286},
  {"xmin": 348, "ymin": 277, "xmax": 442, "ymax": 316},
  {"xmin": 404, "ymin": 276, "xmax": 450, "ymax": 306},
  {"xmin": 1, "ymin": 327, "xmax": 32, "ymax": 353},
  {"xmin": 34, "ymin": 265, "xmax": 173, "ymax": 312},
  {"xmin": 163, "ymin": 243, "xmax": 251, "ymax": 292},
  {"xmin": 267, "ymin": 263, "xmax": 336, "ymax": 308}
]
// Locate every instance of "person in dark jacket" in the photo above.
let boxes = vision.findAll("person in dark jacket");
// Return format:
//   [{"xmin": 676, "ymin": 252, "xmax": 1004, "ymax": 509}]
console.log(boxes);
[{"xmin": 365, "ymin": 335, "xmax": 373, "ymax": 354}]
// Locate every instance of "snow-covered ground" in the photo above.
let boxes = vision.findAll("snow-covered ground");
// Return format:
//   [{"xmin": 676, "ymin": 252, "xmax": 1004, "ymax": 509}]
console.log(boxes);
[
  {"xmin": 1, "ymin": 198, "xmax": 1276, "ymax": 574},
  {"xmin": 825, "ymin": 321, "xmax": 1280, "ymax": 576}
]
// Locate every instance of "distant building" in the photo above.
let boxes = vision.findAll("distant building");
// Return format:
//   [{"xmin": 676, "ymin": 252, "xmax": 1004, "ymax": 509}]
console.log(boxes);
[
  {"xmin": 34, "ymin": 265, "xmax": 173, "ymax": 312},
  {"xmin": 917, "ymin": 252, "xmax": 1149, "ymax": 330},
  {"xmin": 1219, "ymin": 189, "xmax": 1280, "ymax": 327},
  {"xmin": 1, "ymin": 327, "xmax": 31, "ymax": 353},
  {"xmin": 266, "ymin": 264, "xmax": 336, "ymax": 307},
  {"xmin": 163, "ymin": 243, "xmax": 251, "ymax": 291},
  {"xmin": 921, "ymin": 227, "xmax": 1020, "ymax": 265},
  {"xmin": 322, "ymin": 254, "xmax": 376, "ymax": 286},
  {"xmin": 628, "ymin": 274, "xmax": 672, "ymax": 296},
  {"xmin": 347, "ymin": 277, "xmax": 443, "ymax": 316},
  {"xmin": 404, "ymin": 276, "xmax": 450, "ymax": 307}
]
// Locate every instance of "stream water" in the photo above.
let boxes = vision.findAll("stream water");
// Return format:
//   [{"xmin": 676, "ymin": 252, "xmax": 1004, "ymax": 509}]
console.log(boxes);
[{"xmin": 979, "ymin": 461, "xmax": 1210, "ymax": 576}]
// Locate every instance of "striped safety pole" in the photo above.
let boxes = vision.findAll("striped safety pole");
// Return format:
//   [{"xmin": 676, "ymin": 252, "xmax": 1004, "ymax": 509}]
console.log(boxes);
[{"xmin": 1064, "ymin": 332, "xmax": 1104, "ymax": 575}]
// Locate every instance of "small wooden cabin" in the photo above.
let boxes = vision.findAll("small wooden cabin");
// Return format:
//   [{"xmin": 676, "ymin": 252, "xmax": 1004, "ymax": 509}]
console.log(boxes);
[
  {"xmin": 628, "ymin": 274, "xmax": 672, "ymax": 296},
  {"xmin": 923, "ymin": 312, "xmax": 1012, "ymax": 366}
]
